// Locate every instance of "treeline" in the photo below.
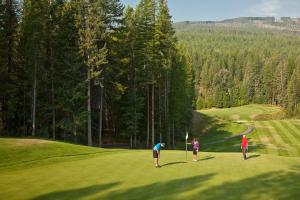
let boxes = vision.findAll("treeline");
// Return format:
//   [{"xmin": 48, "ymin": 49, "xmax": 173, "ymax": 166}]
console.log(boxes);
[
  {"xmin": 176, "ymin": 24, "xmax": 300, "ymax": 116},
  {"xmin": 0, "ymin": 0, "xmax": 194, "ymax": 148}
]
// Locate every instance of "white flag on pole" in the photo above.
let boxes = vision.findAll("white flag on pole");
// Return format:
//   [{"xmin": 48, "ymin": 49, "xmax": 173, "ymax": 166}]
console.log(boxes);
[{"xmin": 186, "ymin": 132, "xmax": 188, "ymax": 140}]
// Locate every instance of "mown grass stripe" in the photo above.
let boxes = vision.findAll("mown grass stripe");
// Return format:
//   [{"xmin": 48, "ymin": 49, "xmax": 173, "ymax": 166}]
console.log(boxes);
[
  {"xmin": 269, "ymin": 121, "xmax": 293, "ymax": 145},
  {"xmin": 293, "ymin": 123, "xmax": 300, "ymax": 131},
  {"xmin": 262, "ymin": 121, "xmax": 289, "ymax": 156},
  {"xmin": 256, "ymin": 121, "xmax": 279, "ymax": 155},
  {"xmin": 280, "ymin": 121, "xmax": 300, "ymax": 143},
  {"xmin": 272, "ymin": 121, "xmax": 300, "ymax": 157},
  {"xmin": 285, "ymin": 121, "xmax": 300, "ymax": 139},
  {"xmin": 252, "ymin": 121, "xmax": 269, "ymax": 154}
]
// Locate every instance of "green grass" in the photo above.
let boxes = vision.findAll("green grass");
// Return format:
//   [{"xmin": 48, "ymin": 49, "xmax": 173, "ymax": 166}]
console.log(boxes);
[
  {"xmin": 0, "ymin": 138, "xmax": 118, "ymax": 168},
  {"xmin": 1, "ymin": 104, "xmax": 299, "ymax": 199},
  {"xmin": 198, "ymin": 104, "xmax": 284, "ymax": 121},
  {"xmin": 0, "ymin": 138, "xmax": 300, "ymax": 200},
  {"xmin": 192, "ymin": 110, "xmax": 248, "ymax": 143},
  {"xmin": 194, "ymin": 104, "xmax": 300, "ymax": 157},
  {"xmin": 249, "ymin": 120, "xmax": 300, "ymax": 157}
]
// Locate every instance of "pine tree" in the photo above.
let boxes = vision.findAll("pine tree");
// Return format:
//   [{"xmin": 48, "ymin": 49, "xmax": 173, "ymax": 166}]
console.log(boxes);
[
  {"xmin": 134, "ymin": 0, "xmax": 156, "ymax": 147},
  {"xmin": 155, "ymin": 0, "xmax": 175, "ymax": 146},
  {"xmin": 287, "ymin": 66, "xmax": 300, "ymax": 116},
  {"xmin": 20, "ymin": 0, "xmax": 49, "ymax": 136},
  {"xmin": 75, "ymin": 0, "xmax": 108, "ymax": 146},
  {"xmin": 51, "ymin": 0, "xmax": 86, "ymax": 143},
  {"xmin": 0, "ymin": 0, "xmax": 20, "ymax": 134}
]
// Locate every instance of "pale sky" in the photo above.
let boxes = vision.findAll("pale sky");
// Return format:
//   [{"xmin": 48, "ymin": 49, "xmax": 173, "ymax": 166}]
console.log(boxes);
[{"xmin": 120, "ymin": 0, "xmax": 300, "ymax": 22}]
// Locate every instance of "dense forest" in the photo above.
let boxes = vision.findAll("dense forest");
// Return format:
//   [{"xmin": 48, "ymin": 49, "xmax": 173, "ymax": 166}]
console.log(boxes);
[
  {"xmin": 1, "ymin": 0, "xmax": 299, "ymax": 149},
  {"xmin": 175, "ymin": 23, "xmax": 300, "ymax": 117},
  {"xmin": 0, "ymin": 0, "xmax": 195, "ymax": 148}
]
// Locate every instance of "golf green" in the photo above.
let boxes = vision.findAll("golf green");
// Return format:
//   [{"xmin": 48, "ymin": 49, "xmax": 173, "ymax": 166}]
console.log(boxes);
[{"xmin": 0, "ymin": 138, "xmax": 300, "ymax": 200}]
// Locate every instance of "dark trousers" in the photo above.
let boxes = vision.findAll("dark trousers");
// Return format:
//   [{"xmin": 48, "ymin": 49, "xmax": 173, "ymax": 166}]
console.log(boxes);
[{"xmin": 242, "ymin": 147, "xmax": 247, "ymax": 159}]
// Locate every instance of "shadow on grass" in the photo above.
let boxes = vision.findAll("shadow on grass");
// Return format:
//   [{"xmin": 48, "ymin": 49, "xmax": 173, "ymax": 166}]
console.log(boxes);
[
  {"xmin": 31, "ymin": 174, "xmax": 215, "ymax": 200},
  {"xmin": 102, "ymin": 169, "xmax": 300, "ymax": 200},
  {"xmin": 103, "ymin": 173, "xmax": 215, "ymax": 200},
  {"xmin": 30, "ymin": 169, "xmax": 300, "ymax": 200},
  {"xmin": 161, "ymin": 161, "xmax": 187, "ymax": 167},
  {"xmin": 200, "ymin": 136, "xmax": 267, "ymax": 154},
  {"xmin": 198, "ymin": 155, "xmax": 215, "ymax": 161},
  {"xmin": 0, "ymin": 150, "xmax": 117, "ymax": 168},
  {"xmin": 247, "ymin": 154, "xmax": 260, "ymax": 159},
  {"xmin": 193, "ymin": 112, "xmax": 255, "ymax": 153},
  {"xmin": 31, "ymin": 182, "xmax": 121, "ymax": 200},
  {"xmin": 189, "ymin": 169, "xmax": 300, "ymax": 200},
  {"xmin": 193, "ymin": 112, "xmax": 269, "ymax": 154}
]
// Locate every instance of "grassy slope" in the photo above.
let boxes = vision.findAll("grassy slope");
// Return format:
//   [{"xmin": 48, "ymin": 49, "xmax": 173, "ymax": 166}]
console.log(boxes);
[
  {"xmin": 198, "ymin": 104, "xmax": 300, "ymax": 156},
  {"xmin": 0, "ymin": 138, "xmax": 118, "ymax": 168},
  {"xmin": 251, "ymin": 120, "xmax": 300, "ymax": 156},
  {"xmin": 195, "ymin": 104, "xmax": 300, "ymax": 157},
  {"xmin": 0, "ymin": 138, "xmax": 299, "ymax": 200},
  {"xmin": 1, "ymin": 104, "xmax": 300, "ymax": 200},
  {"xmin": 198, "ymin": 104, "xmax": 284, "ymax": 121}
]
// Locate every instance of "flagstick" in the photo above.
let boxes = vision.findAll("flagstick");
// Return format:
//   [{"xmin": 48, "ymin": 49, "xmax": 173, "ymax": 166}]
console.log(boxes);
[
  {"xmin": 185, "ymin": 138, "xmax": 187, "ymax": 161},
  {"xmin": 185, "ymin": 131, "xmax": 188, "ymax": 161}
]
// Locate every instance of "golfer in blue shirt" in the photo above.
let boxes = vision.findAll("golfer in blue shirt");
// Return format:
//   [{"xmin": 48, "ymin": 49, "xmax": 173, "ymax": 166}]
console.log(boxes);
[{"xmin": 153, "ymin": 143, "xmax": 165, "ymax": 168}]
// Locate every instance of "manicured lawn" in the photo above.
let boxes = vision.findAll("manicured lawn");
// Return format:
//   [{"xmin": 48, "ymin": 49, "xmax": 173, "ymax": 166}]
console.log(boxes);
[
  {"xmin": 1, "ymin": 105, "xmax": 299, "ymax": 200},
  {"xmin": 250, "ymin": 120, "xmax": 300, "ymax": 157},
  {"xmin": 198, "ymin": 104, "xmax": 284, "ymax": 121},
  {"xmin": 0, "ymin": 138, "xmax": 300, "ymax": 200}
]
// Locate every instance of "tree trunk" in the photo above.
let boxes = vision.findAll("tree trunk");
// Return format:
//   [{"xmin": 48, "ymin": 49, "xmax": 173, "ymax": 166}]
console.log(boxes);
[
  {"xmin": 87, "ymin": 70, "xmax": 92, "ymax": 146},
  {"xmin": 99, "ymin": 85, "xmax": 103, "ymax": 147},
  {"xmin": 74, "ymin": 124, "xmax": 77, "ymax": 144},
  {"xmin": 23, "ymin": 81, "xmax": 26, "ymax": 136},
  {"xmin": 146, "ymin": 85, "xmax": 150, "ymax": 148},
  {"xmin": 172, "ymin": 120, "xmax": 175, "ymax": 149},
  {"xmin": 32, "ymin": 56, "xmax": 37, "ymax": 137},
  {"xmin": 165, "ymin": 71, "xmax": 170, "ymax": 146},
  {"xmin": 134, "ymin": 131, "xmax": 137, "ymax": 148},
  {"xmin": 52, "ymin": 78, "xmax": 55, "ymax": 139},
  {"xmin": 49, "ymin": 0, "xmax": 55, "ymax": 140},
  {"xmin": 151, "ymin": 79, "xmax": 155, "ymax": 147},
  {"xmin": 159, "ymin": 81, "xmax": 162, "ymax": 142}
]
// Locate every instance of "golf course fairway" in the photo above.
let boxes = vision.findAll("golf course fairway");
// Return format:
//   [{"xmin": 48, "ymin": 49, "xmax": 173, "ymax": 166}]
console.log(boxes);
[
  {"xmin": 1, "ymin": 104, "xmax": 300, "ymax": 200},
  {"xmin": 0, "ymin": 138, "xmax": 300, "ymax": 200}
]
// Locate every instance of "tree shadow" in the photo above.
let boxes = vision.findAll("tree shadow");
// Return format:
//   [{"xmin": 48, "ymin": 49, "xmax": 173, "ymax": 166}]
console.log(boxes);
[
  {"xmin": 193, "ymin": 112, "xmax": 269, "ymax": 154},
  {"xmin": 193, "ymin": 112, "xmax": 246, "ymax": 152},
  {"xmin": 193, "ymin": 112, "xmax": 229, "ymax": 139},
  {"xmin": 102, "ymin": 173, "xmax": 215, "ymax": 200},
  {"xmin": 246, "ymin": 154, "xmax": 260, "ymax": 159},
  {"xmin": 198, "ymin": 155, "xmax": 215, "ymax": 161},
  {"xmin": 190, "ymin": 169, "xmax": 300, "ymax": 200},
  {"xmin": 30, "ymin": 182, "xmax": 121, "ymax": 200},
  {"xmin": 161, "ymin": 161, "xmax": 187, "ymax": 167}
]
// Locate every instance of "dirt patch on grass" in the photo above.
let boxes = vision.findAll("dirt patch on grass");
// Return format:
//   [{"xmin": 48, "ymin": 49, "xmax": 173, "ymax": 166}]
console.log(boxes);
[
  {"xmin": 236, "ymin": 120, "xmax": 248, "ymax": 123},
  {"xmin": 13, "ymin": 139, "xmax": 53, "ymax": 147},
  {"xmin": 255, "ymin": 125, "xmax": 275, "ymax": 129},
  {"xmin": 230, "ymin": 115, "xmax": 240, "ymax": 120},
  {"xmin": 259, "ymin": 137, "xmax": 271, "ymax": 144},
  {"xmin": 250, "ymin": 114, "xmax": 258, "ymax": 120}
]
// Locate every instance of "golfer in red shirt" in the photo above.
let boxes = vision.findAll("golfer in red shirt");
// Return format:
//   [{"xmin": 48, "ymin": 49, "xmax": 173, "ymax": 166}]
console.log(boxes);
[{"xmin": 241, "ymin": 135, "xmax": 248, "ymax": 160}]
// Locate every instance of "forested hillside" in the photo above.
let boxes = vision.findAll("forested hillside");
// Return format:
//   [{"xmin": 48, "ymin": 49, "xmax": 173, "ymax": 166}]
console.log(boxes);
[
  {"xmin": 0, "ymin": 0, "xmax": 194, "ymax": 147},
  {"xmin": 175, "ymin": 22, "xmax": 300, "ymax": 116}
]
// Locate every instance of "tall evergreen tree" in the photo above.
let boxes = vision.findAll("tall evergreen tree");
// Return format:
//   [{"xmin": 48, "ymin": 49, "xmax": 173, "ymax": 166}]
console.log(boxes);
[
  {"xmin": 20, "ymin": 0, "xmax": 50, "ymax": 136},
  {"xmin": 76, "ymin": 0, "xmax": 107, "ymax": 146},
  {"xmin": 0, "ymin": 0, "xmax": 19, "ymax": 134}
]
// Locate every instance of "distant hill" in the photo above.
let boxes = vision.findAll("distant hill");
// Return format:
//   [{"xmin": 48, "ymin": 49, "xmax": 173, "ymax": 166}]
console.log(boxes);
[{"xmin": 174, "ymin": 17, "xmax": 300, "ymax": 33}]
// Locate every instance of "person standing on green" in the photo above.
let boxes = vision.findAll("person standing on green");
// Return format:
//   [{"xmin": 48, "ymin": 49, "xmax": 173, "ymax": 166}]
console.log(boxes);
[
  {"xmin": 153, "ymin": 143, "xmax": 165, "ymax": 168},
  {"xmin": 191, "ymin": 138, "xmax": 199, "ymax": 162},
  {"xmin": 241, "ymin": 135, "xmax": 248, "ymax": 160}
]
